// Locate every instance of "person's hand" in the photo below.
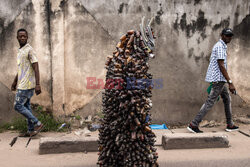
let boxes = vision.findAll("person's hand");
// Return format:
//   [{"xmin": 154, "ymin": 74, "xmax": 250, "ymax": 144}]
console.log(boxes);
[
  {"xmin": 35, "ymin": 85, "xmax": 41, "ymax": 95},
  {"xmin": 11, "ymin": 82, "xmax": 17, "ymax": 91},
  {"xmin": 229, "ymin": 83, "xmax": 236, "ymax": 94}
]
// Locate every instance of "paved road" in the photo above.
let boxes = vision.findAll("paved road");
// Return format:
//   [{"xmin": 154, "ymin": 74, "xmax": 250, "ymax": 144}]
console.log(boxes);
[{"xmin": 0, "ymin": 125, "xmax": 249, "ymax": 167}]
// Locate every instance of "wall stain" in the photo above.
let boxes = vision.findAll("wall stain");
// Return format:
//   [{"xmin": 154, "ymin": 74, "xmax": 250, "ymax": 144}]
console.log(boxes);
[
  {"xmin": 212, "ymin": 17, "xmax": 230, "ymax": 30},
  {"xmin": 197, "ymin": 10, "xmax": 207, "ymax": 36},
  {"xmin": 205, "ymin": 53, "xmax": 210, "ymax": 62},
  {"xmin": 197, "ymin": 37, "xmax": 200, "ymax": 44},
  {"xmin": 208, "ymin": 20, "xmax": 212, "ymax": 26},
  {"xmin": 0, "ymin": 21, "xmax": 15, "ymax": 54},
  {"xmin": 59, "ymin": 0, "xmax": 66, "ymax": 9},
  {"xmin": 118, "ymin": 3, "xmax": 124, "ymax": 13},
  {"xmin": 0, "ymin": 2, "xmax": 35, "ymax": 53},
  {"xmin": 137, "ymin": 5, "xmax": 142, "ymax": 13},
  {"xmin": 193, "ymin": 52, "xmax": 204, "ymax": 63},
  {"xmin": 234, "ymin": 5, "xmax": 240, "ymax": 26},
  {"xmin": 175, "ymin": 10, "xmax": 207, "ymax": 39},
  {"xmin": 0, "ymin": 19, "xmax": 3, "ymax": 34},
  {"xmin": 173, "ymin": 13, "xmax": 179, "ymax": 30},
  {"xmin": 186, "ymin": 0, "xmax": 192, "ymax": 4},
  {"xmin": 180, "ymin": 13, "xmax": 187, "ymax": 31},
  {"xmin": 233, "ymin": 14, "xmax": 250, "ymax": 45},
  {"xmin": 21, "ymin": 3, "xmax": 36, "ymax": 30},
  {"xmin": 188, "ymin": 48, "xmax": 194, "ymax": 58},
  {"xmin": 155, "ymin": 3, "xmax": 164, "ymax": 25},
  {"xmin": 188, "ymin": 48, "xmax": 205, "ymax": 63},
  {"xmin": 194, "ymin": 0, "xmax": 202, "ymax": 5},
  {"xmin": 147, "ymin": 6, "xmax": 151, "ymax": 12},
  {"xmin": 45, "ymin": 0, "xmax": 54, "ymax": 107},
  {"xmin": 194, "ymin": 55, "xmax": 201, "ymax": 63},
  {"xmin": 118, "ymin": 3, "xmax": 128, "ymax": 14}
]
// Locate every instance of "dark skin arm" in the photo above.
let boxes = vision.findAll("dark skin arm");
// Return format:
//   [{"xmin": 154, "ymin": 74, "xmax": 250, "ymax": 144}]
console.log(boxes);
[
  {"xmin": 11, "ymin": 74, "xmax": 18, "ymax": 91},
  {"xmin": 32, "ymin": 62, "xmax": 41, "ymax": 95},
  {"xmin": 217, "ymin": 60, "xmax": 236, "ymax": 94}
]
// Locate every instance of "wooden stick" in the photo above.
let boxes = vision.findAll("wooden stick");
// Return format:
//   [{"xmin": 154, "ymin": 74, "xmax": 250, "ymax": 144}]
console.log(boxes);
[{"xmin": 9, "ymin": 136, "xmax": 18, "ymax": 147}]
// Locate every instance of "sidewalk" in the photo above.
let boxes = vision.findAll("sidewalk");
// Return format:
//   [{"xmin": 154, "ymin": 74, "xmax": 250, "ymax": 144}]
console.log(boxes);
[{"xmin": 0, "ymin": 125, "xmax": 249, "ymax": 167}]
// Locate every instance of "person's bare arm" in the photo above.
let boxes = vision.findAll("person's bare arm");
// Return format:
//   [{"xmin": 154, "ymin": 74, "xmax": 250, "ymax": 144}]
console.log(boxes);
[
  {"xmin": 32, "ymin": 62, "xmax": 41, "ymax": 95},
  {"xmin": 11, "ymin": 74, "xmax": 18, "ymax": 91},
  {"xmin": 218, "ymin": 60, "xmax": 236, "ymax": 94}
]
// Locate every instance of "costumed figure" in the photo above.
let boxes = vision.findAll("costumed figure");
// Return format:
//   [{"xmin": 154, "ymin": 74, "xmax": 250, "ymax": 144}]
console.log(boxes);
[{"xmin": 98, "ymin": 17, "xmax": 158, "ymax": 167}]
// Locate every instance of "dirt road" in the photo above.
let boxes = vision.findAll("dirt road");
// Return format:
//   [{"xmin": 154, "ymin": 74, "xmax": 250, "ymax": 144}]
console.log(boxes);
[{"xmin": 0, "ymin": 125, "xmax": 249, "ymax": 167}]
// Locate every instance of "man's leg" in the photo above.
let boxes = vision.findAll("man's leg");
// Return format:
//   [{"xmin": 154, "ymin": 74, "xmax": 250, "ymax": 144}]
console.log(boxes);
[
  {"xmin": 191, "ymin": 82, "xmax": 225, "ymax": 127},
  {"xmin": 24, "ymin": 98, "xmax": 35, "ymax": 132},
  {"xmin": 14, "ymin": 90, "xmax": 39, "ymax": 126},
  {"xmin": 26, "ymin": 89, "xmax": 44, "ymax": 134},
  {"xmin": 220, "ymin": 86, "xmax": 234, "ymax": 126}
]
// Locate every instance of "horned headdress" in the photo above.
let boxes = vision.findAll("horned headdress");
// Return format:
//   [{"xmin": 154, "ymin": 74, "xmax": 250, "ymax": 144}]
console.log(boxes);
[{"xmin": 140, "ymin": 16, "xmax": 155, "ymax": 53}]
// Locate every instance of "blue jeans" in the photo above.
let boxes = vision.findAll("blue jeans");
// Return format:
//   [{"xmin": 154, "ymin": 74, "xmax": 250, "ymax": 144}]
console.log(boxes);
[{"xmin": 14, "ymin": 89, "xmax": 39, "ymax": 132}]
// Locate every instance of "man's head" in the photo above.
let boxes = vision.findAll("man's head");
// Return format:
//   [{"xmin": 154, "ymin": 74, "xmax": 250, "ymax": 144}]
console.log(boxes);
[
  {"xmin": 17, "ymin": 28, "xmax": 28, "ymax": 46},
  {"xmin": 221, "ymin": 28, "xmax": 233, "ymax": 44}
]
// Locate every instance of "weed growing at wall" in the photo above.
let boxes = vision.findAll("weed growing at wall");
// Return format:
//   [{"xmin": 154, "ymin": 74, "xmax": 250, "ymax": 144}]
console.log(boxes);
[
  {"xmin": 0, "ymin": 122, "xmax": 12, "ymax": 133},
  {"xmin": 0, "ymin": 117, "xmax": 27, "ymax": 133},
  {"xmin": 74, "ymin": 115, "xmax": 81, "ymax": 120},
  {"xmin": 33, "ymin": 104, "xmax": 66, "ymax": 132},
  {"xmin": 0, "ymin": 104, "xmax": 67, "ymax": 133}
]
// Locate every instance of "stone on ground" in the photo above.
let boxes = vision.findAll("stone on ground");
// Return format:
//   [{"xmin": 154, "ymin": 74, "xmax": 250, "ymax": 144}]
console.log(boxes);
[
  {"xmin": 236, "ymin": 117, "xmax": 250, "ymax": 124},
  {"xmin": 162, "ymin": 133, "xmax": 229, "ymax": 150},
  {"xmin": 39, "ymin": 136, "xmax": 98, "ymax": 154}
]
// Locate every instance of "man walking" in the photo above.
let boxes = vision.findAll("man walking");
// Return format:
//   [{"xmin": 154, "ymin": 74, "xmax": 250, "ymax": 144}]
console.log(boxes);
[
  {"xmin": 187, "ymin": 28, "xmax": 239, "ymax": 133},
  {"xmin": 11, "ymin": 28, "xmax": 43, "ymax": 136}
]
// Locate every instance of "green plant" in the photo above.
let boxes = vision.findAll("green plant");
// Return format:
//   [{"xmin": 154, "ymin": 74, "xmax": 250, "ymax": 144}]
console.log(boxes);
[
  {"xmin": 0, "ymin": 117, "xmax": 27, "ymax": 133},
  {"xmin": 11, "ymin": 117, "xmax": 28, "ymax": 133},
  {"xmin": 32, "ymin": 105, "xmax": 65, "ymax": 132},
  {"xmin": 75, "ymin": 115, "xmax": 81, "ymax": 120},
  {"xmin": 96, "ymin": 112, "xmax": 104, "ymax": 119},
  {"xmin": 0, "ymin": 105, "xmax": 67, "ymax": 133},
  {"xmin": 0, "ymin": 122, "xmax": 12, "ymax": 133},
  {"xmin": 36, "ymin": 105, "xmax": 43, "ymax": 112},
  {"xmin": 37, "ymin": 111, "xmax": 62, "ymax": 132}
]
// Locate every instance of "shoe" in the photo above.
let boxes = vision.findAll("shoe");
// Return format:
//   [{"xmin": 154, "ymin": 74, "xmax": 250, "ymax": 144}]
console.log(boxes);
[
  {"xmin": 19, "ymin": 131, "xmax": 34, "ymax": 137},
  {"xmin": 34, "ymin": 123, "xmax": 44, "ymax": 133},
  {"xmin": 187, "ymin": 124, "xmax": 203, "ymax": 133},
  {"xmin": 28, "ymin": 131, "xmax": 38, "ymax": 137},
  {"xmin": 225, "ymin": 125, "xmax": 239, "ymax": 132},
  {"xmin": 29, "ymin": 124, "xmax": 44, "ymax": 137}
]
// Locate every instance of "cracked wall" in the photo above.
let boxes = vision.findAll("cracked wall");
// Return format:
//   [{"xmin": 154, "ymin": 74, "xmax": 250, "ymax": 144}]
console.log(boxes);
[
  {"xmin": 0, "ymin": 0, "xmax": 250, "ymax": 124},
  {"xmin": 79, "ymin": 0, "xmax": 250, "ymax": 124}
]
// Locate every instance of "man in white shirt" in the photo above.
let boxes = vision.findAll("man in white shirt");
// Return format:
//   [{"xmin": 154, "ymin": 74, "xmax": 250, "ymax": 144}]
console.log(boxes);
[{"xmin": 187, "ymin": 28, "xmax": 239, "ymax": 133}]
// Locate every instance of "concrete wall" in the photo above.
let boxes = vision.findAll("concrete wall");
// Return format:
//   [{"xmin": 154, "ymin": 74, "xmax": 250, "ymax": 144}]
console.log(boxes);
[
  {"xmin": 0, "ymin": 0, "xmax": 52, "ymax": 110},
  {"xmin": 79, "ymin": 0, "xmax": 250, "ymax": 124},
  {"xmin": 0, "ymin": 81, "xmax": 19, "ymax": 124},
  {"xmin": 49, "ymin": 0, "xmax": 115, "ymax": 116},
  {"xmin": 0, "ymin": 0, "xmax": 250, "ymax": 124}
]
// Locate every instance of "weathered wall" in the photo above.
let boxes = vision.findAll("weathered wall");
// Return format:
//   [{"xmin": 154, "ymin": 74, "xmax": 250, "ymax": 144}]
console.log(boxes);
[
  {"xmin": 0, "ymin": 0, "xmax": 250, "ymax": 124},
  {"xmin": 0, "ymin": 0, "xmax": 115, "ymax": 117},
  {"xmin": 49, "ymin": 0, "xmax": 115, "ymax": 116},
  {"xmin": 0, "ymin": 0, "xmax": 52, "ymax": 110},
  {"xmin": 79, "ymin": 0, "xmax": 250, "ymax": 124},
  {"xmin": 0, "ymin": 81, "xmax": 19, "ymax": 124}
]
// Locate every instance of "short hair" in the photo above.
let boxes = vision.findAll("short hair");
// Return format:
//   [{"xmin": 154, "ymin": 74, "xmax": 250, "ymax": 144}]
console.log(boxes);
[{"xmin": 17, "ymin": 28, "xmax": 28, "ymax": 36}]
